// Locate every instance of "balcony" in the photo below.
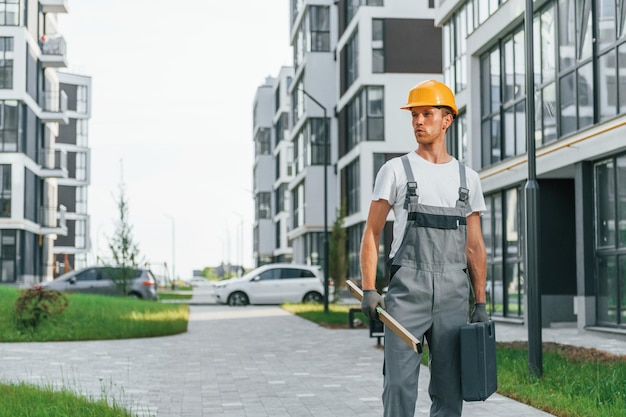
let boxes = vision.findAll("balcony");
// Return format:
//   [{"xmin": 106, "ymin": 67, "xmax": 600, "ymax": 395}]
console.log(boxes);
[
  {"xmin": 40, "ymin": 90, "xmax": 69, "ymax": 124},
  {"xmin": 40, "ymin": 148, "xmax": 68, "ymax": 179},
  {"xmin": 40, "ymin": 204, "xmax": 68, "ymax": 236},
  {"xmin": 40, "ymin": 0, "xmax": 69, "ymax": 14},
  {"xmin": 40, "ymin": 34, "xmax": 68, "ymax": 68}
]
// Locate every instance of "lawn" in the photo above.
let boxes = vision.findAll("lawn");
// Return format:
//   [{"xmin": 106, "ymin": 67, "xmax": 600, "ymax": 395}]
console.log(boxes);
[{"xmin": 0, "ymin": 285, "xmax": 190, "ymax": 416}]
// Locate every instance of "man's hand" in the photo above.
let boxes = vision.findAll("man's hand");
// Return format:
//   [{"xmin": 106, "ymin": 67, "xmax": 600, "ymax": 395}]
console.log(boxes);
[
  {"xmin": 470, "ymin": 303, "xmax": 489, "ymax": 323},
  {"xmin": 361, "ymin": 290, "xmax": 385, "ymax": 320}
]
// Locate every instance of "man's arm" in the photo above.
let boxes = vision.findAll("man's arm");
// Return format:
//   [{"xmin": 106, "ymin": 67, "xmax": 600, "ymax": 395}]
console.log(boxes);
[
  {"xmin": 360, "ymin": 199, "xmax": 392, "ymax": 291},
  {"xmin": 466, "ymin": 212, "xmax": 487, "ymax": 303}
]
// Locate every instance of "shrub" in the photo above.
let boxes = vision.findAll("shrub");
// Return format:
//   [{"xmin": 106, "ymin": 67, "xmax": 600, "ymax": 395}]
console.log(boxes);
[{"xmin": 14, "ymin": 285, "xmax": 69, "ymax": 330}]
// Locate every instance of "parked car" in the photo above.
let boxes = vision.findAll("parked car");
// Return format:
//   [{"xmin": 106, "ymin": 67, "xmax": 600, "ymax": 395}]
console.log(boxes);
[
  {"xmin": 214, "ymin": 263, "xmax": 333, "ymax": 306},
  {"xmin": 43, "ymin": 266, "xmax": 158, "ymax": 300}
]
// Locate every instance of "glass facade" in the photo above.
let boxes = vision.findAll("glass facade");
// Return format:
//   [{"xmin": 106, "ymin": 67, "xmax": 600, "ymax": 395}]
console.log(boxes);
[
  {"xmin": 595, "ymin": 153, "xmax": 626, "ymax": 327},
  {"xmin": 483, "ymin": 187, "xmax": 524, "ymax": 319},
  {"xmin": 481, "ymin": 0, "xmax": 626, "ymax": 168}
]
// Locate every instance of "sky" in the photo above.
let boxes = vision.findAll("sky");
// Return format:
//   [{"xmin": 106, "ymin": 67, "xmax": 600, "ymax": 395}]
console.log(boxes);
[{"xmin": 57, "ymin": 1, "xmax": 293, "ymax": 279}]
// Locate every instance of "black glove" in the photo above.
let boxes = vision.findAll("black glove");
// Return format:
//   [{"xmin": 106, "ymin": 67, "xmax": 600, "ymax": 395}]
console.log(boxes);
[
  {"xmin": 361, "ymin": 290, "xmax": 385, "ymax": 320},
  {"xmin": 471, "ymin": 303, "xmax": 489, "ymax": 323}
]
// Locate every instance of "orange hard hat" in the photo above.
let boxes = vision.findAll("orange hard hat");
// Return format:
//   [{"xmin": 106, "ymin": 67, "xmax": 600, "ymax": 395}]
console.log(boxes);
[{"xmin": 400, "ymin": 79, "xmax": 458, "ymax": 115}]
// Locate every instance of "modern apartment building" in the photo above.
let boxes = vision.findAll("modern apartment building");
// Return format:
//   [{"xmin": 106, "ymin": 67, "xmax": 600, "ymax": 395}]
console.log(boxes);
[
  {"xmin": 435, "ymin": 0, "xmax": 626, "ymax": 331},
  {"xmin": 0, "ymin": 1, "xmax": 90, "ymax": 285},
  {"xmin": 253, "ymin": 0, "xmax": 443, "ymax": 273},
  {"xmin": 54, "ymin": 70, "xmax": 91, "ymax": 275},
  {"xmin": 255, "ymin": 0, "xmax": 626, "ymax": 333}
]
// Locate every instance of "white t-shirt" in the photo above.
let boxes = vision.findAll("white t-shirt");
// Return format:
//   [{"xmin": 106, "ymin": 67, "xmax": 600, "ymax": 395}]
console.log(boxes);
[{"xmin": 371, "ymin": 151, "xmax": 487, "ymax": 258}]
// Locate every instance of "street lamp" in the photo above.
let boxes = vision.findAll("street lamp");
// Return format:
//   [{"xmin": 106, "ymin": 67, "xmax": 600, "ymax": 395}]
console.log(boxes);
[
  {"xmin": 524, "ymin": 0, "xmax": 542, "ymax": 377},
  {"xmin": 164, "ymin": 214, "xmax": 176, "ymax": 284},
  {"xmin": 300, "ymin": 87, "xmax": 330, "ymax": 313}
]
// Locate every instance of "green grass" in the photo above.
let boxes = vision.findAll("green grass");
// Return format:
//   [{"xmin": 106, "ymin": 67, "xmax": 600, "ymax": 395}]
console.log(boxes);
[
  {"xmin": 283, "ymin": 303, "xmax": 626, "ymax": 417},
  {"xmin": 0, "ymin": 382, "xmax": 134, "ymax": 417},
  {"xmin": 0, "ymin": 286, "xmax": 189, "ymax": 342},
  {"xmin": 157, "ymin": 291, "xmax": 193, "ymax": 301},
  {"xmin": 0, "ymin": 285, "xmax": 190, "ymax": 416}
]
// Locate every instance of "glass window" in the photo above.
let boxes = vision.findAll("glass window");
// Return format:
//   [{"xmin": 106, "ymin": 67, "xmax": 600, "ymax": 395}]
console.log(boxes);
[
  {"xmin": 372, "ymin": 19, "xmax": 384, "ymax": 73},
  {"xmin": 255, "ymin": 128, "xmax": 271, "ymax": 155},
  {"xmin": 577, "ymin": 62, "xmax": 594, "ymax": 129},
  {"xmin": 597, "ymin": 255, "xmax": 618, "ymax": 324},
  {"xmin": 0, "ymin": 164, "xmax": 9, "ymax": 217},
  {"xmin": 345, "ymin": 29, "xmax": 359, "ymax": 90},
  {"xmin": 0, "ymin": 37, "xmax": 13, "ymax": 89},
  {"xmin": 367, "ymin": 86, "xmax": 384, "ymax": 140},
  {"xmin": 257, "ymin": 192, "xmax": 271, "ymax": 220},
  {"xmin": 596, "ymin": 0, "xmax": 617, "ymax": 51},
  {"xmin": 598, "ymin": 50, "xmax": 618, "ymax": 121},
  {"xmin": 345, "ymin": 159, "xmax": 360, "ymax": 215},
  {"xmin": 309, "ymin": 6, "xmax": 330, "ymax": 52},
  {"xmin": 308, "ymin": 118, "xmax": 328, "ymax": 165}
]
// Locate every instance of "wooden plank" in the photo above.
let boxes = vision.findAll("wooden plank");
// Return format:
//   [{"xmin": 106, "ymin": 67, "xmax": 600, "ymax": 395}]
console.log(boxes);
[{"xmin": 346, "ymin": 280, "xmax": 422, "ymax": 354}]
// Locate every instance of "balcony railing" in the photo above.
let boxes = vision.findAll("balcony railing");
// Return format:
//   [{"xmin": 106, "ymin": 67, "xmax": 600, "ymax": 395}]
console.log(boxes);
[
  {"xmin": 40, "ymin": 147, "xmax": 68, "ymax": 178},
  {"xmin": 40, "ymin": 90, "xmax": 68, "ymax": 124},
  {"xmin": 40, "ymin": 0, "xmax": 69, "ymax": 14},
  {"xmin": 39, "ymin": 34, "xmax": 68, "ymax": 68},
  {"xmin": 40, "ymin": 204, "xmax": 67, "ymax": 236}
]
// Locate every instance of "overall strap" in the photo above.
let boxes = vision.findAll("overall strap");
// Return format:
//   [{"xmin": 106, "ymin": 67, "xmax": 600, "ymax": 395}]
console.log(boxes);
[
  {"xmin": 401, "ymin": 155, "xmax": 419, "ymax": 211},
  {"xmin": 456, "ymin": 161, "xmax": 470, "ymax": 209}
]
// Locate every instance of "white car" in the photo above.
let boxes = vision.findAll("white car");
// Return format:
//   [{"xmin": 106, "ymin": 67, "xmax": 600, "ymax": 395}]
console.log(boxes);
[{"xmin": 214, "ymin": 263, "xmax": 333, "ymax": 306}]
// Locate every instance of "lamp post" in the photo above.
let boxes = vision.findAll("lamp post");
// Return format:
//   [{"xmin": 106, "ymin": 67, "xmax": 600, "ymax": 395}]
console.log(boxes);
[
  {"xmin": 300, "ymin": 87, "xmax": 329, "ymax": 313},
  {"xmin": 524, "ymin": 0, "xmax": 542, "ymax": 377},
  {"xmin": 164, "ymin": 214, "xmax": 176, "ymax": 284}
]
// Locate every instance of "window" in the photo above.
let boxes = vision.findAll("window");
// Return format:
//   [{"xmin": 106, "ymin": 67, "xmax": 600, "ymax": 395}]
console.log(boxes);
[
  {"xmin": 0, "ymin": 1, "xmax": 22, "ymax": 26},
  {"xmin": 345, "ymin": 86, "xmax": 385, "ymax": 154},
  {"xmin": 372, "ymin": 153, "xmax": 386, "ymax": 188},
  {"xmin": 345, "ymin": 0, "xmax": 384, "ymax": 26},
  {"xmin": 76, "ymin": 119, "xmax": 88, "ymax": 147},
  {"xmin": 308, "ymin": 118, "xmax": 328, "ymax": 165},
  {"xmin": 292, "ymin": 183, "xmax": 304, "ymax": 229},
  {"xmin": 372, "ymin": 19, "xmax": 384, "ymax": 73},
  {"xmin": 0, "ymin": 229, "xmax": 16, "ymax": 282},
  {"xmin": 345, "ymin": 29, "xmax": 359, "ymax": 90},
  {"xmin": 446, "ymin": 111, "xmax": 467, "ymax": 162},
  {"xmin": 76, "ymin": 186, "xmax": 87, "ymax": 215},
  {"xmin": 76, "ymin": 85, "xmax": 88, "ymax": 114},
  {"xmin": 0, "ymin": 164, "xmax": 10, "ymax": 217},
  {"xmin": 255, "ymin": 128, "xmax": 271, "ymax": 155},
  {"xmin": 274, "ymin": 112, "xmax": 289, "ymax": 147},
  {"xmin": 479, "ymin": 28, "xmax": 526, "ymax": 168},
  {"xmin": 0, "ymin": 100, "xmax": 18, "ymax": 152},
  {"xmin": 305, "ymin": 232, "xmax": 324, "ymax": 266},
  {"xmin": 75, "ymin": 219, "xmax": 86, "ymax": 249},
  {"xmin": 257, "ymin": 192, "xmax": 271, "ymax": 220},
  {"xmin": 345, "ymin": 158, "xmax": 360, "ymax": 215},
  {"xmin": 309, "ymin": 6, "xmax": 330, "ymax": 52},
  {"xmin": 483, "ymin": 187, "xmax": 524, "ymax": 319},
  {"xmin": 0, "ymin": 37, "xmax": 13, "ymax": 88},
  {"xmin": 595, "ymin": 153, "xmax": 626, "ymax": 327}
]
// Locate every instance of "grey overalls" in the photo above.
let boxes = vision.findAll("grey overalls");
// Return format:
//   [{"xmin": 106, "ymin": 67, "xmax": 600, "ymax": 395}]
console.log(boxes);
[{"xmin": 383, "ymin": 154, "xmax": 471, "ymax": 417}]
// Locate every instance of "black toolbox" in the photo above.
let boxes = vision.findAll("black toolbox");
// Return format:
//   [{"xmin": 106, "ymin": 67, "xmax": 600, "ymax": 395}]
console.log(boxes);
[{"xmin": 460, "ymin": 321, "xmax": 497, "ymax": 401}]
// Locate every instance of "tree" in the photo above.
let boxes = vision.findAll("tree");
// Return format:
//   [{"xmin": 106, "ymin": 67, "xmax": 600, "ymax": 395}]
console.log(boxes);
[
  {"xmin": 107, "ymin": 179, "xmax": 142, "ymax": 295},
  {"xmin": 329, "ymin": 198, "xmax": 348, "ymax": 298}
]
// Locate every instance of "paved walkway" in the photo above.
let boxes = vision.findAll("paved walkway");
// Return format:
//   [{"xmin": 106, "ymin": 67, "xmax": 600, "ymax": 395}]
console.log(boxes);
[{"xmin": 1, "ymin": 296, "xmax": 625, "ymax": 416}]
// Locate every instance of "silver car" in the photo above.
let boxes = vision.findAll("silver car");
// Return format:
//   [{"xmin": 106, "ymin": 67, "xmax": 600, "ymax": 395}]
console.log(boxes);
[
  {"xmin": 214, "ymin": 263, "xmax": 333, "ymax": 306},
  {"xmin": 43, "ymin": 266, "xmax": 158, "ymax": 300}
]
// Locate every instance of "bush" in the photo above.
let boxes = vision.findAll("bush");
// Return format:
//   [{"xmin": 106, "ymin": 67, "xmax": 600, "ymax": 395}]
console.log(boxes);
[{"xmin": 14, "ymin": 285, "xmax": 68, "ymax": 330}]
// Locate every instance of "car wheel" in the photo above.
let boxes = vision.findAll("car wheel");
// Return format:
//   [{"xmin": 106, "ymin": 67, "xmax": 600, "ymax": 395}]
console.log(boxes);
[
  {"xmin": 128, "ymin": 292, "xmax": 141, "ymax": 299},
  {"xmin": 303, "ymin": 291, "xmax": 323, "ymax": 304},
  {"xmin": 228, "ymin": 291, "xmax": 249, "ymax": 306}
]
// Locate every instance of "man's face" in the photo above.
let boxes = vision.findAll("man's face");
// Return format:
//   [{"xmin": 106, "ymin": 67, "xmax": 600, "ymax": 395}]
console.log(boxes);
[{"xmin": 410, "ymin": 106, "xmax": 452, "ymax": 145}]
